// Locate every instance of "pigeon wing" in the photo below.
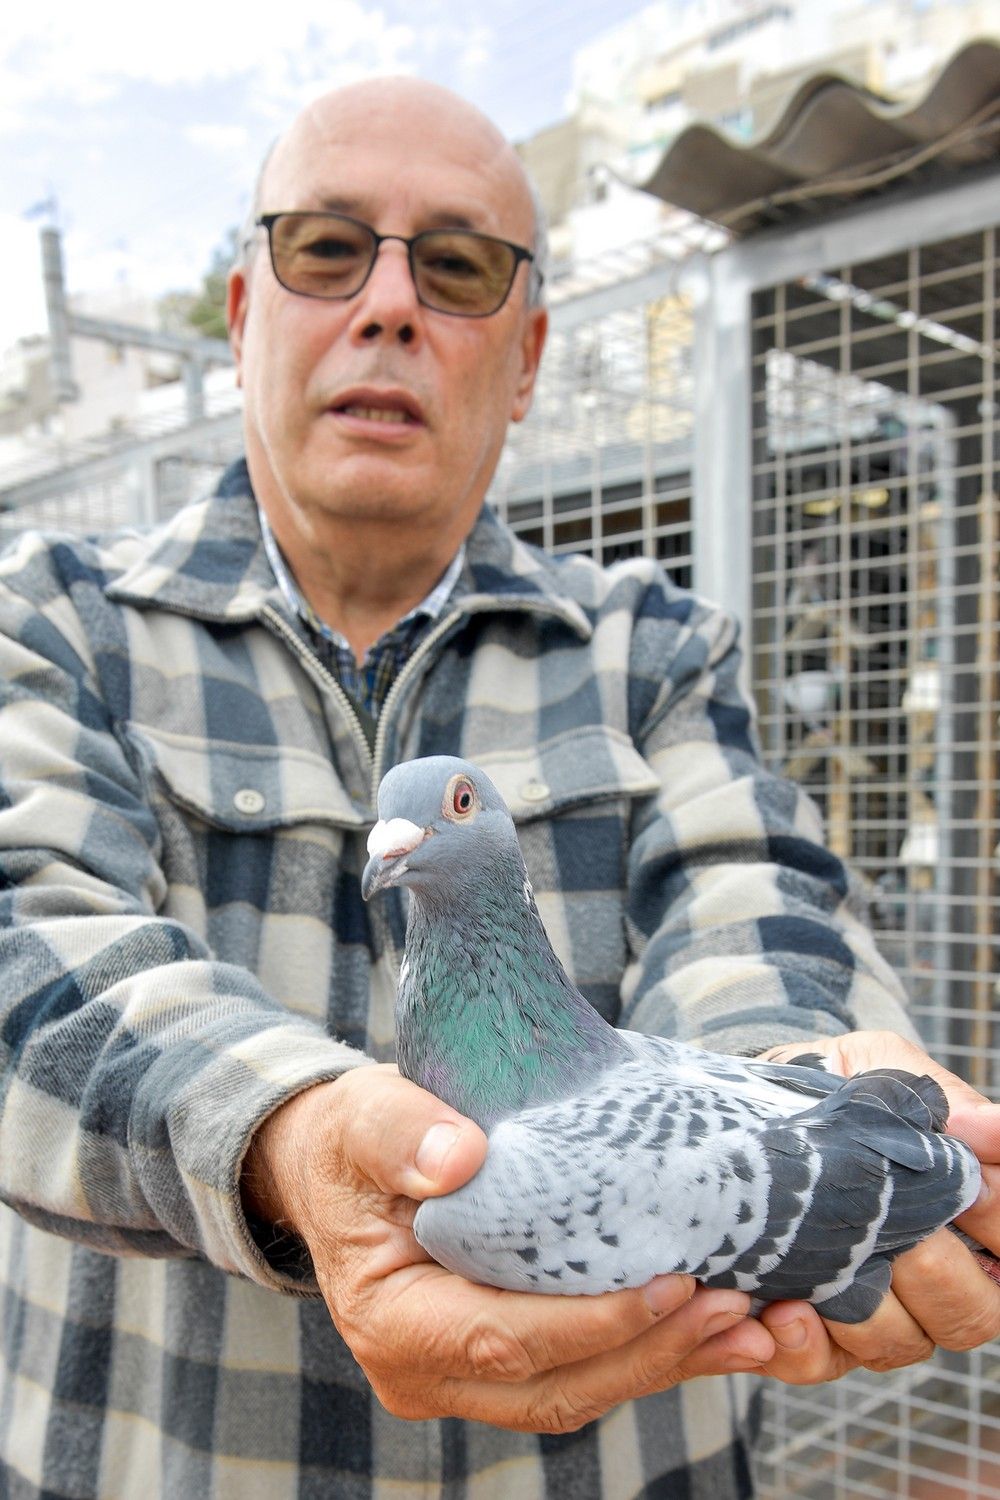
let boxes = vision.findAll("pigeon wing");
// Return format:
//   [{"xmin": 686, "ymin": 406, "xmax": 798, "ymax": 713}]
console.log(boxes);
[
  {"xmin": 414, "ymin": 1063, "xmax": 980, "ymax": 1318},
  {"xmin": 623, "ymin": 1031, "xmax": 841, "ymax": 1115},
  {"xmin": 720, "ymin": 1069, "xmax": 981, "ymax": 1321},
  {"xmin": 413, "ymin": 1058, "xmax": 783, "ymax": 1296}
]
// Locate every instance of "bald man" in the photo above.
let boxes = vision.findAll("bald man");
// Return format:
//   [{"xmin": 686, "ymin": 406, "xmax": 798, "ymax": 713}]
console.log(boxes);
[{"xmin": 2, "ymin": 77, "xmax": 1000, "ymax": 1500}]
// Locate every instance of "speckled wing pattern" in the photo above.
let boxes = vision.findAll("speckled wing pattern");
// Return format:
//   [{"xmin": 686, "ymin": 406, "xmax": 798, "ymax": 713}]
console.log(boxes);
[{"xmin": 413, "ymin": 1038, "xmax": 981, "ymax": 1322}]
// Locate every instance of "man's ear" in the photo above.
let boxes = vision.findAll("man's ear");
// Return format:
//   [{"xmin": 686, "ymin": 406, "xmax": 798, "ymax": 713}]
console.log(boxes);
[
  {"xmin": 227, "ymin": 266, "xmax": 249, "ymax": 388},
  {"xmin": 510, "ymin": 307, "xmax": 548, "ymax": 423}
]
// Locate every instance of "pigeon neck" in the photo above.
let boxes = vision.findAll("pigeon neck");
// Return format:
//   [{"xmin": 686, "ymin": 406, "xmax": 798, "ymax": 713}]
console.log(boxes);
[{"xmin": 395, "ymin": 869, "xmax": 624, "ymax": 1131}]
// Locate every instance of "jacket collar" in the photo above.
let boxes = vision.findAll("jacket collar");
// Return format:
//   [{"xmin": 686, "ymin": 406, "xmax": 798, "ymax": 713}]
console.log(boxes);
[{"xmin": 105, "ymin": 457, "xmax": 592, "ymax": 640}]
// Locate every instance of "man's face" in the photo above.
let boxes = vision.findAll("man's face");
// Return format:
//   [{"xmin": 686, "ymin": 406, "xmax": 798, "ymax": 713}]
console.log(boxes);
[{"xmin": 228, "ymin": 85, "xmax": 547, "ymax": 543}]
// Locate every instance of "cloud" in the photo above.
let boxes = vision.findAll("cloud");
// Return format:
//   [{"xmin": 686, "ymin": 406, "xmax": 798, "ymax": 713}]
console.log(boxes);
[
  {"xmin": 0, "ymin": 1, "xmax": 419, "ymax": 131},
  {"xmin": 183, "ymin": 124, "xmax": 251, "ymax": 155},
  {"xmin": 0, "ymin": 215, "xmax": 49, "ymax": 348},
  {"xmin": 0, "ymin": 0, "xmax": 542, "ymax": 352},
  {"xmin": 453, "ymin": 23, "xmax": 495, "ymax": 91}
]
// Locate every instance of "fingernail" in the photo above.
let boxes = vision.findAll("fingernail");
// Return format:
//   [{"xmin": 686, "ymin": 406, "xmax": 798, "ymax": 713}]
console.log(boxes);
[
  {"xmin": 977, "ymin": 1179, "xmax": 992, "ymax": 1206},
  {"xmin": 771, "ymin": 1318, "xmax": 808, "ymax": 1350},
  {"xmin": 415, "ymin": 1122, "xmax": 462, "ymax": 1182},
  {"xmin": 644, "ymin": 1274, "xmax": 695, "ymax": 1314}
]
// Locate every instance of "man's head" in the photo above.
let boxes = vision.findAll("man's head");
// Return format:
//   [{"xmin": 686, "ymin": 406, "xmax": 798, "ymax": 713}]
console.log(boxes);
[{"xmin": 227, "ymin": 77, "xmax": 548, "ymax": 551}]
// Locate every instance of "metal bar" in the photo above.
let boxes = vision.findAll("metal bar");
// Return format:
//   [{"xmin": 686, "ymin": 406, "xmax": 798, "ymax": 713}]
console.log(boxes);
[
  {"xmin": 686, "ymin": 250, "xmax": 753, "ymax": 641},
  {"xmin": 722, "ymin": 166, "xmax": 1000, "ymax": 295},
  {"xmin": 548, "ymin": 261, "xmax": 681, "ymax": 333},
  {"xmin": 67, "ymin": 313, "xmax": 232, "ymax": 365},
  {"xmin": 0, "ymin": 409, "xmax": 243, "ymax": 509}
]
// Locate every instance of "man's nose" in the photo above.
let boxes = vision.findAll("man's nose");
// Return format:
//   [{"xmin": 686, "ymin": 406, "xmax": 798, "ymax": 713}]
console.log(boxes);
[{"xmin": 348, "ymin": 240, "xmax": 421, "ymax": 346}]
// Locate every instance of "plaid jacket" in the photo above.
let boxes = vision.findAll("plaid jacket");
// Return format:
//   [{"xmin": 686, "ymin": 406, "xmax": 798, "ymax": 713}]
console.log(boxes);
[{"xmin": 0, "ymin": 463, "xmax": 913, "ymax": 1499}]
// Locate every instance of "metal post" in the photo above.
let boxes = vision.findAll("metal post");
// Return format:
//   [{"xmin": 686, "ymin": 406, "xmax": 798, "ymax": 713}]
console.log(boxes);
[
  {"xmin": 40, "ymin": 227, "xmax": 78, "ymax": 403},
  {"xmin": 183, "ymin": 360, "xmax": 206, "ymax": 423},
  {"xmin": 684, "ymin": 248, "xmax": 753, "ymax": 647}
]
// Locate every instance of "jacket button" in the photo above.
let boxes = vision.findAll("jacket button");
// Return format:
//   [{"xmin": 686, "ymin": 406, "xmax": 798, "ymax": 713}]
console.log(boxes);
[
  {"xmin": 521, "ymin": 780, "xmax": 550, "ymax": 802},
  {"xmin": 233, "ymin": 788, "xmax": 266, "ymax": 815}
]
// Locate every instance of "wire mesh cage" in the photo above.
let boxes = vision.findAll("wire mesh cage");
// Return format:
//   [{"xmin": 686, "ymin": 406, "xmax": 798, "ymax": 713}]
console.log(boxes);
[
  {"xmin": 750, "ymin": 226, "xmax": 1000, "ymax": 1499},
  {"xmin": 0, "ymin": 376, "xmax": 243, "ymax": 538},
  {"xmin": 490, "ymin": 288, "xmax": 695, "ymax": 583}
]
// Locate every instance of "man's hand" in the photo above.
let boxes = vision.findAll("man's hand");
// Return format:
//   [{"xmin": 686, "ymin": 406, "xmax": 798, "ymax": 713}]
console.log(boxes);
[
  {"xmin": 242, "ymin": 1064, "xmax": 776, "ymax": 1432},
  {"xmin": 754, "ymin": 1030, "xmax": 1000, "ymax": 1384}
]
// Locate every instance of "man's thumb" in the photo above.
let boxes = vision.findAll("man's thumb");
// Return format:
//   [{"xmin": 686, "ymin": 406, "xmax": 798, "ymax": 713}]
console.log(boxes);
[{"xmin": 334, "ymin": 1066, "xmax": 488, "ymax": 1201}]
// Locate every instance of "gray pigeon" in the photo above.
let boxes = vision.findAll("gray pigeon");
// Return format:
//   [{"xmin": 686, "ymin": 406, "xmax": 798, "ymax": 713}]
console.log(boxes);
[{"xmin": 362, "ymin": 755, "xmax": 982, "ymax": 1322}]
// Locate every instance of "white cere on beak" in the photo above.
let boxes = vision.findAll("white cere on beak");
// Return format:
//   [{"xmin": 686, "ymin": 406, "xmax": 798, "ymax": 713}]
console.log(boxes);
[{"xmin": 367, "ymin": 817, "xmax": 427, "ymax": 861}]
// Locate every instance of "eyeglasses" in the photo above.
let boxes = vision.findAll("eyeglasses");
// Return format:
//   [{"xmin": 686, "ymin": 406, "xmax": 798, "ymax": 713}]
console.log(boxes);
[{"xmin": 255, "ymin": 211, "xmax": 539, "ymax": 318}]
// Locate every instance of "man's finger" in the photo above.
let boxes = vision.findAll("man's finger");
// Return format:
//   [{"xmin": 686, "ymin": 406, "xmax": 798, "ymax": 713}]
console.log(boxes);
[
  {"xmin": 756, "ymin": 1301, "xmax": 861, "ymax": 1385},
  {"xmin": 399, "ymin": 1286, "xmax": 763, "ymax": 1432},
  {"xmin": 953, "ymin": 1165, "xmax": 1000, "ymax": 1251},
  {"xmin": 941, "ymin": 1100, "xmax": 1000, "ymax": 1165},
  {"xmin": 818, "ymin": 1289, "xmax": 935, "ymax": 1372},
  {"xmin": 349, "ymin": 1261, "xmax": 702, "ymax": 1385},
  {"xmin": 887, "ymin": 1229, "xmax": 1000, "ymax": 1352}
]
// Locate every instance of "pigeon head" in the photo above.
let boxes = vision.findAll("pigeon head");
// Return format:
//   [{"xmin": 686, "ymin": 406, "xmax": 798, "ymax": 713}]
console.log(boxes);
[{"xmin": 362, "ymin": 756, "xmax": 523, "ymax": 905}]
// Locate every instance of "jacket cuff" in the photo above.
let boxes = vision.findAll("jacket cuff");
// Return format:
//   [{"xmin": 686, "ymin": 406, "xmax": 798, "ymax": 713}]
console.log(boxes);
[{"xmin": 146, "ymin": 1019, "xmax": 376, "ymax": 1295}]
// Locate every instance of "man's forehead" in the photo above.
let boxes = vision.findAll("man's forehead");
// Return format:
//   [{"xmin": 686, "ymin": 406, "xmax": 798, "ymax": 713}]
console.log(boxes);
[{"xmin": 260, "ymin": 81, "xmax": 532, "ymax": 236}]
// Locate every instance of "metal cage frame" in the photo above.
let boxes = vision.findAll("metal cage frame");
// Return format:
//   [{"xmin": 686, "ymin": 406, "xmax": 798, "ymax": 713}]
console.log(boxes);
[{"xmin": 688, "ymin": 166, "xmax": 1000, "ymax": 1500}]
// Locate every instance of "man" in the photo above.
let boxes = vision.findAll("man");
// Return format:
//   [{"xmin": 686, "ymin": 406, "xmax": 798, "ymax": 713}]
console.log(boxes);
[{"xmin": 0, "ymin": 76, "xmax": 998, "ymax": 1499}]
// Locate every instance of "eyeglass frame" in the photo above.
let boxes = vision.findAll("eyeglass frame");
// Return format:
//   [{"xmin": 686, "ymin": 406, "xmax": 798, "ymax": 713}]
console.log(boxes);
[{"xmin": 252, "ymin": 211, "xmax": 541, "ymax": 318}]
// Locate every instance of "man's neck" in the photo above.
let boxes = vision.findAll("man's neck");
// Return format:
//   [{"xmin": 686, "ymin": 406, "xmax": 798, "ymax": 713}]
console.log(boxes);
[{"xmin": 257, "ymin": 492, "xmax": 468, "ymax": 663}]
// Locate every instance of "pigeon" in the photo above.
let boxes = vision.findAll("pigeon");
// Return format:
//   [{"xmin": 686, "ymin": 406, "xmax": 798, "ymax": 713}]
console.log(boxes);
[{"xmin": 362, "ymin": 755, "xmax": 982, "ymax": 1322}]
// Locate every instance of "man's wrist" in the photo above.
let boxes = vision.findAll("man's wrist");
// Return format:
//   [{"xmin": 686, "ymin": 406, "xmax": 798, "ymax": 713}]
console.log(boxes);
[
  {"xmin": 240, "ymin": 1079, "xmax": 341, "ymax": 1231},
  {"xmin": 239, "ymin": 1081, "xmax": 347, "ymax": 1280}
]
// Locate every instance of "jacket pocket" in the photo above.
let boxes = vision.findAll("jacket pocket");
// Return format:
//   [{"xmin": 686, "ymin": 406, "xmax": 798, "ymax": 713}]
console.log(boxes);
[
  {"xmin": 470, "ymin": 725, "xmax": 659, "ymax": 824},
  {"xmin": 123, "ymin": 724, "xmax": 373, "ymax": 1028},
  {"xmin": 126, "ymin": 723, "xmax": 368, "ymax": 834}
]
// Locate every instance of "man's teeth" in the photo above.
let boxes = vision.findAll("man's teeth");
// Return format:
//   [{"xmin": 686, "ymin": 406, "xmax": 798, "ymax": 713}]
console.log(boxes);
[{"xmin": 340, "ymin": 404, "xmax": 414, "ymax": 423}]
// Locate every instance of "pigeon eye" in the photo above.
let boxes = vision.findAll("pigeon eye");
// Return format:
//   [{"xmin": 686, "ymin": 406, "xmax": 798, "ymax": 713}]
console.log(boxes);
[{"xmin": 446, "ymin": 777, "xmax": 477, "ymax": 819}]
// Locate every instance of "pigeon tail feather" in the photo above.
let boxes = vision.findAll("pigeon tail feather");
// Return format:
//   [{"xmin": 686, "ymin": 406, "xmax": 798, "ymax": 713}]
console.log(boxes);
[{"xmin": 811, "ymin": 1257, "xmax": 893, "ymax": 1324}]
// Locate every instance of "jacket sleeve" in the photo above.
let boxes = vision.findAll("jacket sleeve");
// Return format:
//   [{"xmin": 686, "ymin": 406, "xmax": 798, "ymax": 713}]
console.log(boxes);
[
  {"xmin": 0, "ymin": 537, "xmax": 371, "ymax": 1292},
  {"xmin": 620, "ymin": 589, "xmax": 917, "ymax": 1057}
]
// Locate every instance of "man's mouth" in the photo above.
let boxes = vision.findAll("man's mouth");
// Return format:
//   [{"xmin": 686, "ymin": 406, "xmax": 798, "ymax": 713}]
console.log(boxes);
[
  {"xmin": 328, "ymin": 388, "xmax": 426, "ymax": 427},
  {"xmin": 336, "ymin": 403, "xmax": 419, "ymax": 424}
]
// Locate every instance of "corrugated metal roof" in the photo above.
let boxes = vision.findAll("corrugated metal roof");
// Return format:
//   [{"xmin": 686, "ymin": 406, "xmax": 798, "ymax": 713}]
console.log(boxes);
[{"xmin": 639, "ymin": 38, "xmax": 1000, "ymax": 235}]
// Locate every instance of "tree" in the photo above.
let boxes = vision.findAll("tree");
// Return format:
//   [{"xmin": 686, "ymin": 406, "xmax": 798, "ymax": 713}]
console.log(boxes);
[{"xmin": 158, "ymin": 226, "xmax": 239, "ymax": 342}]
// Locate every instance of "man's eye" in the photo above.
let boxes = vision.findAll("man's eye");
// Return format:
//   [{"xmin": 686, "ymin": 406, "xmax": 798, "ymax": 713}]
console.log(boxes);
[
  {"xmin": 301, "ymin": 237, "xmax": 358, "ymax": 261},
  {"xmin": 426, "ymin": 253, "xmax": 479, "ymax": 278}
]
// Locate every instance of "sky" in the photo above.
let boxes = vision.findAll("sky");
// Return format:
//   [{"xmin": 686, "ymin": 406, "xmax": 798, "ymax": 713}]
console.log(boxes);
[{"xmin": 0, "ymin": 0, "xmax": 661, "ymax": 354}]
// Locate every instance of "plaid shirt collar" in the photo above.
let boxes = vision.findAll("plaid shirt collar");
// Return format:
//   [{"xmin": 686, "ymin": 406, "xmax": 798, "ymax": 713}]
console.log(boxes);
[{"xmin": 256, "ymin": 502, "xmax": 465, "ymax": 718}]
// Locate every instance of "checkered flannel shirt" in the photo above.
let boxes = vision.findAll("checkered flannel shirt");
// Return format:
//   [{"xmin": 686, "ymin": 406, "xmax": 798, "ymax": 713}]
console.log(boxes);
[{"xmin": 0, "ymin": 459, "xmax": 914, "ymax": 1499}]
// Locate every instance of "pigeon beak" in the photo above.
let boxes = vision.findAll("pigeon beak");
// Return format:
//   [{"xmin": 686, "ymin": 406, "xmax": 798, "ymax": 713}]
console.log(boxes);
[{"xmin": 362, "ymin": 817, "xmax": 429, "ymax": 900}]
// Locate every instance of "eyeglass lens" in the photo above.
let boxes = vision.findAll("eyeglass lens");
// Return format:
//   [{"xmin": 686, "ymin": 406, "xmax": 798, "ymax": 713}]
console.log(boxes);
[{"xmin": 268, "ymin": 213, "xmax": 520, "ymax": 315}]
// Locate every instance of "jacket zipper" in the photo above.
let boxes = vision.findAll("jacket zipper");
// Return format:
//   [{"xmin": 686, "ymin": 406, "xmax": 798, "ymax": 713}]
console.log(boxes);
[
  {"xmin": 259, "ymin": 600, "xmax": 463, "ymax": 986},
  {"xmin": 259, "ymin": 604, "xmax": 374, "ymax": 777},
  {"xmin": 370, "ymin": 609, "xmax": 464, "ymax": 796}
]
